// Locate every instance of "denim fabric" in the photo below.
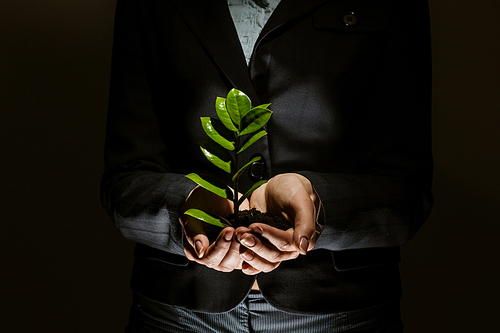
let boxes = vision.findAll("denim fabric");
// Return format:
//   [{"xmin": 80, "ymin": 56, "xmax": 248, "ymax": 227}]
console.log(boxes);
[{"xmin": 125, "ymin": 293, "xmax": 403, "ymax": 333}]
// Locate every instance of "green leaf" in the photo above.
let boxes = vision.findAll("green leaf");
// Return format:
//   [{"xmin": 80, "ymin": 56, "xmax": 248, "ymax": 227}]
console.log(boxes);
[
  {"xmin": 238, "ymin": 130, "xmax": 267, "ymax": 154},
  {"xmin": 199, "ymin": 141, "xmax": 233, "ymax": 173},
  {"xmin": 226, "ymin": 89, "xmax": 251, "ymax": 128},
  {"xmin": 215, "ymin": 97, "xmax": 238, "ymax": 132},
  {"xmin": 185, "ymin": 173, "xmax": 232, "ymax": 199},
  {"xmin": 231, "ymin": 156, "xmax": 262, "ymax": 183},
  {"xmin": 183, "ymin": 208, "xmax": 231, "ymax": 228},
  {"xmin": 249, "ymin": 103, "xmax": 271, "ymax": 115},
  {"xmin": 240, "ymin": 106, "xmax": 272, "ymax": 135},
  {"xmin": 201, "ymin": 117, "xmax": 235, "ymax": 151},
  {"xmin": 237, "ymin": 180, "xmax": 268, "ymax": 207}
]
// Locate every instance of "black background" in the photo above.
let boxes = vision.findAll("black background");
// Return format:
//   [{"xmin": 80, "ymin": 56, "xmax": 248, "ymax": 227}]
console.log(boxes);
[{"xmin": 1, "ymin": 1, "xmax": 499, "ymax": 331}]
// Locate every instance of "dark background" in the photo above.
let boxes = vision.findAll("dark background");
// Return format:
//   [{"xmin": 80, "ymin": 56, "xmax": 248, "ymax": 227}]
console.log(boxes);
[{"xmin": 1, "ymin": 1, "xmax": 498, "ymax": 331}]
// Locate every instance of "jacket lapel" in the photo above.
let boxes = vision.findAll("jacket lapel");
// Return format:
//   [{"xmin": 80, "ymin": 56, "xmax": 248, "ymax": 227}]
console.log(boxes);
[{"xmin": 171, "ymin": 0, "xmax": 260, "ymax": 101}]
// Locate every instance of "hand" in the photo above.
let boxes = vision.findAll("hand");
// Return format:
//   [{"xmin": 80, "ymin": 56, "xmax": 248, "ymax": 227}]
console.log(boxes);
[
  {"xmin": 239, "ymin": 173, "xmax": 318, "ymax": 274},
  {"xmin": 179, "ymin": 186, "xmax": 250, "ymax": 272},
  {"xmin": 237, "ymin": 225, "xmax": 300, "ymax": 275}
]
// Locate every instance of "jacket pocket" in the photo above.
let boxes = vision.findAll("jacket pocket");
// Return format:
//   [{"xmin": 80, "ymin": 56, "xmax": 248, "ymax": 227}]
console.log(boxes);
[
  {"xmin": 312, "ymin": 0, "xmax": 396, "ymax": 33},
  {"xmin": 332, "ymin": 247, "xmax": 401, "ymax": 271},
  {"xmin": 134, "ymin": 243, "xmax": 189, "ymax": 267}
]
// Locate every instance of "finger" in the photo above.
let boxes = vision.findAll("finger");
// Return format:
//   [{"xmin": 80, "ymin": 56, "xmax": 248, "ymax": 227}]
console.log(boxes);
[
  {"xmin": 239, "ymin": 232, "xmax": 299, "ymax": 264},
  {"xmin": 241, "ymin": 261, "xmax": 261, "ymax": 275},
  {"xmin": 246, "ymin": 223, "xmax": 296, "ymax": 252},
  {"xmin": 183, "ymin": 235, "xmax": 200, "ymax": 261},
  {"xmin": 214, "ymin": 229, "xmax": 246, "ymax": 272},
  {"xmin": 197, "ymin": 228, "xmax": 235, "ymax": 268},
  {"xmin": 181, "ymin": 216, "xmax": 210, "ymax": 258},
  {"xmin": 290, "ymin": 174, "xmax": 318, "ymax": 254},
  {"xmin": 291, "ymin": 199, "xmax": 317, "ymax": 255},
  {"xmin": 240, "ymin": 246, "xmax": 282, "ymax": 274}
]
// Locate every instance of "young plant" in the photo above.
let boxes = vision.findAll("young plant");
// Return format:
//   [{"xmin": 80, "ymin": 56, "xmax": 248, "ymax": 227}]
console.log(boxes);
[{"xmin": 184, "ymin": 89, "xmax": 272, "ymax": 228}]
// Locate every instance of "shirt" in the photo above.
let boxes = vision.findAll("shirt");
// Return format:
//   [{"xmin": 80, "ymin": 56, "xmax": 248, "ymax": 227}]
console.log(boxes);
[{"xmin": 227, "ymin": 0, "xmax": 281, "ymax": 65}]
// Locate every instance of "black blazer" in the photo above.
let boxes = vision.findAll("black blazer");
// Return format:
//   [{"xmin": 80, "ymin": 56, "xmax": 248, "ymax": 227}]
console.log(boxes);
[{"xmin": 101, "ymin": 0, "xmax": 433, "ymax": 314}]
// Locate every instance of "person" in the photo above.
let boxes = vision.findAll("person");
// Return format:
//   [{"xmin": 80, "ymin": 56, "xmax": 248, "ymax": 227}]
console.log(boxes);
[{"xmin": 101, "ymin": 0, "xmax": 433, "ymax": 331}]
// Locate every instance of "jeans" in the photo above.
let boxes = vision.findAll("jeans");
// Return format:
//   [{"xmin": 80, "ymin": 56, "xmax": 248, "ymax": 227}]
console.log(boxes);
[{"xmin": 125, "ymin": 292, "xmax": 403, "ymax": 333}]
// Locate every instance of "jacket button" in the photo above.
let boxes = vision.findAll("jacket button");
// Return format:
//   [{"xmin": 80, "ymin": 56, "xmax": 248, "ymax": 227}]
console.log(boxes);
[
  {"xmin": 248, "ymin": 159, "xmax": 266, "ymax": 182},
  {"xmin": 343, "ymin": 12, "xmax": 357, "ymax": 26}
]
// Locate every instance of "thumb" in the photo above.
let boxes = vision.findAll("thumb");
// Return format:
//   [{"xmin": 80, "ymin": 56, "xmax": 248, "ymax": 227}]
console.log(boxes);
[
  {"xmin": 292, "ymin": 199, "xmax": 317, "ymax": 255},
  {"xmin": 181, "ymin": 216, "xmax": 210, "ymax": 259}
]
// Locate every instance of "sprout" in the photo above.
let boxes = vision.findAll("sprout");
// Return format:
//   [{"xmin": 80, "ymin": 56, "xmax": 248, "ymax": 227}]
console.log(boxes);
[{"xmin": 184, "ymin": 89, "xmax": 272, "ymax": 227}]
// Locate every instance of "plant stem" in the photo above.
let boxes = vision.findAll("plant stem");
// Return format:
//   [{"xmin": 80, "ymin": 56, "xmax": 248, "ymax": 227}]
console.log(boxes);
[{"xmin": 233, "ymin": 134, "xmax": 240, "ymax": 226}]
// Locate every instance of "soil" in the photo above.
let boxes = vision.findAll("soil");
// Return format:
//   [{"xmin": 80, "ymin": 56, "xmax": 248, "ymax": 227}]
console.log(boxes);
[
  {"xmin": 207, "ymin": 208, "xmax": 291, "ymax": 242},
  {"xmin": 232, "ymin": 208, "xmax": 291, "ymax": 230}
]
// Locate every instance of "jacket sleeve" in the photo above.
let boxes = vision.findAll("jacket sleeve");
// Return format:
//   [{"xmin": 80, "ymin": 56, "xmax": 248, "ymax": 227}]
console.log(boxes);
[
  {"xmin": 299, "ymin": 0, "xmax": 433, "ymax": 252},
  {"xmin": 100, "ymin": 0, "xmax": 194, "ymax": 257}
]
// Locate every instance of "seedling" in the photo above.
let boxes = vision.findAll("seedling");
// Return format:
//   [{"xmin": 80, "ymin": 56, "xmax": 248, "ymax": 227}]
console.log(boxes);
[{"xmin": 184, "ymin": 89, "xmax": 272, "ymax": 228}]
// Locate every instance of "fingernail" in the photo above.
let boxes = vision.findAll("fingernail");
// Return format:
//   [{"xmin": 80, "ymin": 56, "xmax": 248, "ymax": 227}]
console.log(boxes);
[
  {"xmin": 224, "ymin": 229, "xmax": 234, "ymax": 242},
  {"xmin": 195, "ymin": 240, "xmax": 204, "ymax": 258},
  {"xmin": 241, "ymin": 235, "xmax": 256, "ymax": 248},
  {"xmin": 299, "ymin": 237, "xmax": 309, "ymax": 255}
]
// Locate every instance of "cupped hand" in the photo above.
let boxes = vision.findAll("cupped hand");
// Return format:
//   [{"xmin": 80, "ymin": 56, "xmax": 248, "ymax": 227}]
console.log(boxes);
[
  {"xmin": 179, "ymin": 186, "xmax": 250, "ymax": 272},
  {"xmin": 239, "ymin": 173, "xmax": 319, "ymax": 275}
]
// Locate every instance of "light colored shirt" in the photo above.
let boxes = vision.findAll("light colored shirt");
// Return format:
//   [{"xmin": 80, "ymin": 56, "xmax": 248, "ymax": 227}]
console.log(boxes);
[{"xmin": 227, "ymin": 0, "xmax": 281, "ymax": 65}]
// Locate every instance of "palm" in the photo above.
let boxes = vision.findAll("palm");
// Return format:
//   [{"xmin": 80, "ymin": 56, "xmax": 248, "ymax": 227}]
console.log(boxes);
[{"xmin": 250, "ymin": 174, "xmax": 315, "ymax": 225}]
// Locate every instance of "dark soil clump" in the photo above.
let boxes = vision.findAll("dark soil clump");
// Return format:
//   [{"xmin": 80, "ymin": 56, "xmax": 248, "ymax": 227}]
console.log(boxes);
[
  {"xmin": 234, "ymin": 208, "xmax": 291, "ymax": 230},
  {"xmin": 207, "ymin": 209, "xmax": 291, "ymax": 242}
]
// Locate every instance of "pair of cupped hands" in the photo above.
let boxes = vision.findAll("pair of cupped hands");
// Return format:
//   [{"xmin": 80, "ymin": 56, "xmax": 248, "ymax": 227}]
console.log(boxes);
[{"xmin": 180, "ymin": 173, "xmax": 319, "ymax": 275}]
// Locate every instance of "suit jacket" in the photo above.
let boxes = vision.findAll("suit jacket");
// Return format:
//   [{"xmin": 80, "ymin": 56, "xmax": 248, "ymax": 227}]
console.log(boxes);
[{"xmin": 101, "ymin": 0, "xmax": 433, "ymax": 314}]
